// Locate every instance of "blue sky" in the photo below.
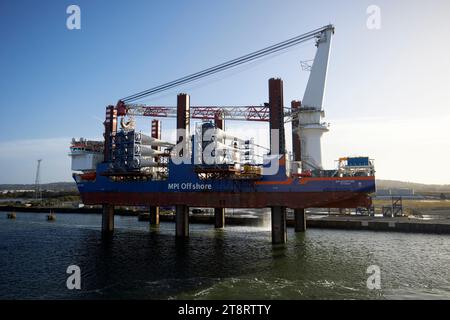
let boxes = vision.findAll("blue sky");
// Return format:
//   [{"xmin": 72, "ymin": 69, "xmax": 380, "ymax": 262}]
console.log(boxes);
[{"xmin": 1, "ymin": 0, "xmax": 449, "ymax": 184}]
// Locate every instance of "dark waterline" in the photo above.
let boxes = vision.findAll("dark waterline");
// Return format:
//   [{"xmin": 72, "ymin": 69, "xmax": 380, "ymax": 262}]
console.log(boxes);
[{"xmin": 0, "ymin": 212, "xmax": 449, "ymax": 300}]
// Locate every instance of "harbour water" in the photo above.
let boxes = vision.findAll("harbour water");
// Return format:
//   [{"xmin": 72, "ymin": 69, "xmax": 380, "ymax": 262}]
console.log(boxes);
[{"xmin": 0, "ymin": 212, "xmax": 449, "ymax": 300}]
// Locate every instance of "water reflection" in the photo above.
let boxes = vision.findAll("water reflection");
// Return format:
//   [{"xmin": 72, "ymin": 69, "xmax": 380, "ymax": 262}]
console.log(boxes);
[{"xmin": 0, "ymin": 212, "xmax": 449, "ymax": 300}]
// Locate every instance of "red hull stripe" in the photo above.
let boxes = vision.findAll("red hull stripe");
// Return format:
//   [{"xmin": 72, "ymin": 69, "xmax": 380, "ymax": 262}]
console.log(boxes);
[
  {"xmin": 256, "ymin": 176, "xmax": 374, "ymax": 185},
  {"xmin": 81, "ymin": 191, "xmax": 372, "ymax": 209}
]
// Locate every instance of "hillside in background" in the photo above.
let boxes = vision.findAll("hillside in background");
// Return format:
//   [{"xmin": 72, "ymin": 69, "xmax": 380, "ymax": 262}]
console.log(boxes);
[
  {"xmin": 376, "ymin": 180, "xmax": 450, "ymax": 192},
  {"xmin": 0, "ymin": 182, "xmax": 77, "ymax": 192}
]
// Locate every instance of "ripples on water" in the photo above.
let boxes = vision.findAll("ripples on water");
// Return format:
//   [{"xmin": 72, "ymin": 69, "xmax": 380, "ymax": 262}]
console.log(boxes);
[{"xmin": 0, "ymin": 212, "xmax": 449, "ymax": 300}]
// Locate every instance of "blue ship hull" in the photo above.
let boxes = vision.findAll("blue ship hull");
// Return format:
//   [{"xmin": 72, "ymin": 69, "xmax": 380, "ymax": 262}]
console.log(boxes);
[{"xmin": 75, "ymin": 158, "xmax": 376, "ymax": 209}]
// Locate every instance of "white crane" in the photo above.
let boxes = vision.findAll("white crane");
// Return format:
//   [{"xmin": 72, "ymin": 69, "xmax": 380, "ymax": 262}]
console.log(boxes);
[
  {"xmin": 295, "ymin": 26, "xmax": 334, "ymax": 170},
  {"xmin": 114, "ymin": 25, "xmax": 335, "ymax": 171}
]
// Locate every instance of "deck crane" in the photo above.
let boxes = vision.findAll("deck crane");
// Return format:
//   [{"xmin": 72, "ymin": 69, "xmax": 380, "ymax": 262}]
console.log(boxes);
[
  {"xmin": 113, "ymin": 25, "xmax": 334, "ymax": 170},
  {"xmin": 119, "ymin": 25, "xmax": 334, "ymax": 104}
]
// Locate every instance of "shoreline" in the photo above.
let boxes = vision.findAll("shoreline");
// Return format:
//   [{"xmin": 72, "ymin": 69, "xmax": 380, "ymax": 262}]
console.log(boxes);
[
  {"xmin": 0, "ymin": 205, "xmax": 135, "ymax": 215},
  {"xmin": 2, "ymin": 206, "xmax": 450, "ymax": 235}
]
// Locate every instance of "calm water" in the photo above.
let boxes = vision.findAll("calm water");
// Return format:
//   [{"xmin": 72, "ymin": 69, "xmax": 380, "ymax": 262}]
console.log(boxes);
[{"xmin": 0, "ymin": 212, "xmax": 449, "ymax": 300}]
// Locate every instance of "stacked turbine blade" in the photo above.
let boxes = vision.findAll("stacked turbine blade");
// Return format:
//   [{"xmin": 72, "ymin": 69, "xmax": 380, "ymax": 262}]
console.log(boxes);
[
  {"xmin": 112, "ymin": 131, "xmax": 135, "ymax": 172},
  {"xmin": 134, "ymin": 144, "xmax": 165, "ymax": 157},
  {"xmin": 135, "ymin": 132, "xmax": 174, "ymax": 147},
  {"xmin": 112, "ymin": 130, "xmax": 172, "ymax": 172},
  {"xmin": 199, "ymin": 122, "xmax": 256, "ymax": 165}
]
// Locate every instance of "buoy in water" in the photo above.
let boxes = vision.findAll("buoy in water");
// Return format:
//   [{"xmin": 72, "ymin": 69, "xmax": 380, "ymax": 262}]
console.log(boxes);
[
  {"xmin": 47, "ymin": 212, "xmax": 56, "ymax": 221},
  {"xmin": 7, "ymin": 212, "xmax": 16, "ymax": 219}
]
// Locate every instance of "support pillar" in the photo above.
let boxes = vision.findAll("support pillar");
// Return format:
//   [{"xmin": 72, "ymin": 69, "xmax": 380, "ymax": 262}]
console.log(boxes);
[
  {"xmin": 214, "ymin": 208, "xmax": 225, "ymax": 229},
  {"xmin": 149, "ymin": 206, "xmax": 160, "ymax": 226},
  {"xmin": 214, "ymin": 112, "xmax": 225, "ymax": 229},
  {"xmin": 294, "ymin": 208, "xmax": 306, "ymax": 232},
  {"xmin": 176, "ymin": 205, "xmax": 189, "ymax": 238},
  {"xmin": 291, "ymin": 100, "xmax": 302, "ymax": 163},
  {"xmin": 176, "ymin": 94, "xmax": 190, "ymax": 159},
  {"xmin": 103, "ymin": 106, "xmax": 117, "ymax": 162},
  {"xmin": 102, "ymin": 204, "xmax": 114, "ymax": 234},
  {"xmin": 175, "ymin": 94, "xmax": 190, "ymax": 238},
  {"xmin": 214, "ymin": 111, "xmax": 225, "ymax": 131},
  {"xmin": 291, "ymin": 100, "xmax": 307, "ymax": 233},
  {"xmin": 271, "ymin": 206, "xmax": 287, "ymax": 244},
  {"xmin": 151, "ymin": 119, "xmax": 161, "ymax": 150},
  {"xmin": 150, "ymin": 120, "xmax": 161, "ymax": 220},
  {"xmin": 269, "ymin": 79, "xmax": 287, "ymax": 244},
  {"xmin": 268, "ymin": 78, "xmax": 285, "ymax": 154}
]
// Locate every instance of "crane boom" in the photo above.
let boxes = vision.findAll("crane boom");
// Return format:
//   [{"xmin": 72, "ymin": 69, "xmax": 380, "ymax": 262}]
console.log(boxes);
[
  {"xmin": 302, "ymin": 27, "xmax": 334, "ymax": 110},
  {"xmin": 120, "ymin": 25, "xmax": 334, "ymax": 103},
  {"xmin": 114, "ymin": 25, "xmax": 334, "ymax": 125}
]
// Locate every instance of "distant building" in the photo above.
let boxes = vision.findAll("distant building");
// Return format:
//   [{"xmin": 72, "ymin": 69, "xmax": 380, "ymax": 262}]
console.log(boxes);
[{"xmin": 1, "ymin": 189, "xmax": 34, "ymax": 193}]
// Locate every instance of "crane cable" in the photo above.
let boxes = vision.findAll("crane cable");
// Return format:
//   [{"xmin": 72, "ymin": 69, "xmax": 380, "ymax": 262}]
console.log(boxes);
[{"xmin": 121, "ymin": 25, "xmax": 333, "ymax": 103}]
